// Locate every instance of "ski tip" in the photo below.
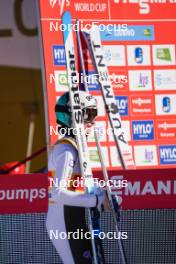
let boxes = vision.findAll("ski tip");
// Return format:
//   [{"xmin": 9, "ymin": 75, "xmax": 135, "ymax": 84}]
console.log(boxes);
[
  {"xmin": 62, "ymin": 11, "xmax": 72, "ymax": 42},
  {"xmin": 62, "ymin": 11, "xmax": 71, "ymax": 25}
]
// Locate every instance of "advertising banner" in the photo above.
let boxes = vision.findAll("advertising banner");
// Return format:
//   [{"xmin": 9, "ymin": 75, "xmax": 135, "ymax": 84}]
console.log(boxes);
[
  {"xmin": 0, "ymin": 174, "xmax": 48, "ymax": 214},
  {"xmin": 38, "ymin": 1, "xmax": 176, "ymax": 170},
  {"xmin": 0, "ymin": 169, "xmax": 176, "ymax": 213},
  {"xmin": 94, "ymin": 168, "xmax": 176, "ymax": 209}
]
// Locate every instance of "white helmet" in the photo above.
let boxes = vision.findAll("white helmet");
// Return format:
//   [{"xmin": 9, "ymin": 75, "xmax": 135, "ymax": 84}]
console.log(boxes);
[
  {"xmin": 79, "ymin": 91, "xmax": 97, "ymax": 109},
  {"xmin": 55, "ymin": 91, "xmax": 97, "ymax": 127},
  {"xmin": 79, "ymin": 91, "xmax": 97, "ymax": 123}
]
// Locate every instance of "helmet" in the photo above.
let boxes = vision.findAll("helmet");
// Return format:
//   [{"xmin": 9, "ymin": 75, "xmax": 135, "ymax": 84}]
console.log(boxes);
[{"xmin": 55, "ymin": 91, "xmax": 97, "ymax": 127}]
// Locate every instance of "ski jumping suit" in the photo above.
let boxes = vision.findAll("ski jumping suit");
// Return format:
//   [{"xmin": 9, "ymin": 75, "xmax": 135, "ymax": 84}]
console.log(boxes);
[{"xmin": 46, "ymin": 137, "xmax": 97, "ymax": 264}]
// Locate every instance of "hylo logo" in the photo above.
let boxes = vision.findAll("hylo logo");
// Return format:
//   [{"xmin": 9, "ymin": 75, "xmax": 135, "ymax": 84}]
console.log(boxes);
[
  {"xmin": 132, "ymin": 121, "xmax": 154, "ymax": 140},
  {"xmin": 116, "ymin": 96, "xmax": 128, "ymax": 116},
  {"xmin": 52, "ymin": 46, "xmax": 66, "ymax": 66},
  {"xmin": 159, "ymin": 146, "xmax": 176, "ymax": 164},
  {"xmin": 133, "ymin": 123, "xmax": 153, "ymax": 135}
]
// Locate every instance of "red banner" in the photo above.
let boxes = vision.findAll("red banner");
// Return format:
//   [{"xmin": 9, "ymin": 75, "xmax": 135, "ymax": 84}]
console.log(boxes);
[
  {"xmin": 0, "ymin": 169, "xmax": 176, "ymax": 213},
  {"xmin": 94, "ymin": 168, "xmax": 176, "ymax": 209},
  {"xmin": 0, "ymin": 174, "xmax": 48, "ymax": 214},
  {"xmin": 38, "ymin": 1, "xmax": 176, "ymax": 171}
]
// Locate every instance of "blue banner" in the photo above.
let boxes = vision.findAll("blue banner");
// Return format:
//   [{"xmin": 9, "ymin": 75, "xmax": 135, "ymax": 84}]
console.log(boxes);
[{"xmin": 100, "ymin": 25, "xmax": 154, "ymax": 41}]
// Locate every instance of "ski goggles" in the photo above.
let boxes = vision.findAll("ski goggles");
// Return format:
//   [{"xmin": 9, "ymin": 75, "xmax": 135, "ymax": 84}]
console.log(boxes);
[{"xmin": 82, "ymin": 108, "xmax": 98, "ymax": 123}]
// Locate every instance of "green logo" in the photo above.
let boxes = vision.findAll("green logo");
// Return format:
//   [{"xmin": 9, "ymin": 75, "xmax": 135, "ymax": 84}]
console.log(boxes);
[
  {"xmin": 144, "ymin": 29, "xmax": 151, "ymax": 37},
  {"xmin": 156, "ymin": 48, "xmax": 171, "ymax": 61},
  {"xmin": 89, "ymin": 150, "xmax": 100, "ymax": 162},
  {"xmin": 58, "ymin": 73, "xmax": 68, "ymax": 85}
]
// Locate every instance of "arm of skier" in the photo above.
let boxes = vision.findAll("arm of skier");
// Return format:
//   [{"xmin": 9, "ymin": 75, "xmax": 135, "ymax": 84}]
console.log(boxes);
[{"xmin": 53, "ymin": 146, "xmax": 104, "ymax": 208}]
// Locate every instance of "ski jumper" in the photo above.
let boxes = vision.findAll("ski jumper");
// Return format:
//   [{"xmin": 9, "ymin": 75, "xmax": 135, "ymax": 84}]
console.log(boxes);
[{"xmin": 46, "ymin": 137, "xmax": 97, "ymax": 264}]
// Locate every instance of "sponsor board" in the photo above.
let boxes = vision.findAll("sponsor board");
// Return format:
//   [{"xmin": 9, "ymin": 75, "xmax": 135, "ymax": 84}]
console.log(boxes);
[
  {"xmin": 43, "ymin": 0, "xmax": 109, "ymax": 18},
  {"xmin": 108, "ymin": 121, "xmax": 131, "ymax": 142},
  {"xmin": 94, "ymin": 169, "xmax": 176, "ymax": 210},
  {"xmin": 130, "ymin": 95, "xmax": 153, "ymax": 115},
  {"xmin": 0, "ymin": 174, "xmax": 48, "ymax": 214},
  {"xmin": 71, "ymin": 1, "xmax": 108, "ymax": 16},
  {"xmin": 96, "ymin": 96, "xmax": 106, "ymax": 117},
  {"xmin": 103, "ymin": 45, "xmax": 125, "ymax": 66},
  {"xmin": 127, "ymin": 45, "xmax": 151, "ymax": 66},
  {"xmin": 39, "ymin": 1, "xmax": 176, "ymax": 172},
  {"xmin": 100, "ymin": 25, "xmax": 154, "ymax": 41},
  {"xmin": 154, "ymin": 69, "xmax": 176, "ymax": 91},
  {"xmin": 89, "ymin": 146, "xmax": 109, "ymax": 168},
  {"xmin": 52, "ymin": 45, "xmax": 66, "ymax": 66},
  {"xmin": 87, "ymin": 121, "xmax": 107, "ymax": 143},
  {"xmin": 2, "ymin": 170, "xmax": 176, "ymax": 213},
  {"xmin": 109, "ymin": 1, "xmax": 176, "ymax": 18},
  {"xmin": 109, "ymin": 70, "xmax": 128, "ymax": 91},
  {"xmin": 86, "ymin": 71, "xmax": 100, "ymax": 90},
  {"xmin": 132, "ymin": 120, "xmax": 154, "ymax": 140},
  {"xmin": 128, "ymin": 70, "xmax": 152, "ymax": 91},
  {"xmin": 54, "ymin": 70, "xmax": 68, "ymax": 92},
  {"xmin": 115, "ymin": 96, "xmax": 128, "ymax": 116},
  {"xmin": 159, "ymin": 145, "xmax": 176, "ymax": 165},
  {"xmin": 110, "ymin": 145, "xmax": 132, "ymax": 167},
  {"xmin": 152, "ymin": 45, "xmax": 176, "ymax": 65},
  {"xmin": 134, "ymin": 145, "xmax": 158, "ymax": 166},
  {"xmin": 156, "ymin": 120, "xmax": 176, "ymax": 140},
  {"xmin": 155, "ymin": 94, "xmax": 176, "ymax": 115}
]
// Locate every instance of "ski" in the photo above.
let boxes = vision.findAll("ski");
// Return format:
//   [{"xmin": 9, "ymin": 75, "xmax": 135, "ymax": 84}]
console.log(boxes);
[
  {"xmin": 76, "ymin": 21, "xmax": 127, "ymax": 264},
  {"xmin": 95, "ymin": 131, "xmax": 127, "ymax": 264},
  {"xmin": 62, "ymin": 12, "xmax": 105, "ymax": 264},
  {"xmin": 82, "ymin": 27, "xmax": 136, "ymax": 170}
]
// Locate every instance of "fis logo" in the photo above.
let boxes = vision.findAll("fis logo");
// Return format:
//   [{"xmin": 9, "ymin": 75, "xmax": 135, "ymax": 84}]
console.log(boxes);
[
  {"xmin": 132, "ymin": 121, "xmax": 154, "ymax": 140},
  {"xmin": 49, "ymin": 0, "xmax": 70, "ymax": 14},
  {"xmin": 159, "ymin": 145, "xmax": 176, "ymax": 164},
  {"xmin": 135, "ymin": 47, "xmax": 143, "ymax": 64},
  {"xmin": 115, "ymin": 96, "xmax": 128, "ymax": 116},
  {"xmin": 52, "ymin": 45, "xmax": 66, "ymax": 66},
  {"xmin": 162, "ymin": 97, "xmax": 171, "ymax": 113}
]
